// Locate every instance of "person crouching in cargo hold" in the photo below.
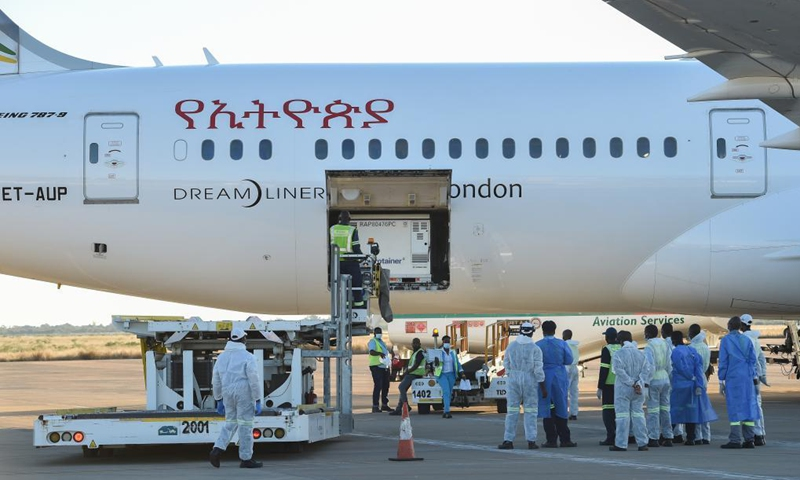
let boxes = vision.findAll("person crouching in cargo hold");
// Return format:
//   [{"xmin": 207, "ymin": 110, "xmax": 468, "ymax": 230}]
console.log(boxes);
[
  {"xmin": 434, "ymin": 335, "xmax": 462, "ymax": 418},
  {"xmin": 390, "ymin": 338, "xmax": 426, "ymax": 416},
  {"xmin": 329, "ymin": 210, "xmax": 364, "ymax": 308},
  {"xmin": 368, "ymin": 328, "xmax": 392, "ymax": 413}
]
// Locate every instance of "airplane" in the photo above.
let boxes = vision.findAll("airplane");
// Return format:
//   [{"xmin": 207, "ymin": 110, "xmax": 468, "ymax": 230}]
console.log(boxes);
[
  {"xmin": 385, "ymin": 313, "xmax": 730, "ymax": 362},
  {"xmin": 0, "ymin": 4, "xmax": 798, "ymax": 324}
]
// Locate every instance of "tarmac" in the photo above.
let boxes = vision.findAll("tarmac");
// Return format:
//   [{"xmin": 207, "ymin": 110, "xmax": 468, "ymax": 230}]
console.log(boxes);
[{"xmin": 1, "ymin": 355, "xmax": 799, "ymax": 480}]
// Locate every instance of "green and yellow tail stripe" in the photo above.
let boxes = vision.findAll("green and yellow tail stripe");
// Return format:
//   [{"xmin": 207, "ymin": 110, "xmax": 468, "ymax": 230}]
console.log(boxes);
[{"xmin": 0, "ymin": 42, "xmax": 17, "ymax": 64}]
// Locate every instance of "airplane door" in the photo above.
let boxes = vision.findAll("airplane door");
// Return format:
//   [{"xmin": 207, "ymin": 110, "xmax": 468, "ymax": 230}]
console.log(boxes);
[
  {"xmin": 84, "ymin": 113, "xmax": 139, "ymax": 204},
  {"xmin": 709, "ymin": 108, "xmax": 766, "ymax": 198}
]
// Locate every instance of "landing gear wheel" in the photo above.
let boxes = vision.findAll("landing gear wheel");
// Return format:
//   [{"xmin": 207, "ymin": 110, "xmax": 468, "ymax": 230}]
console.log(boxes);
[
  {"xmin": 82, "ymin": 446, "xmax": 99, "ymax": 458},
  {"xmin": 496, "ymin": 399, "xmax": 507, "ymax": 414}
]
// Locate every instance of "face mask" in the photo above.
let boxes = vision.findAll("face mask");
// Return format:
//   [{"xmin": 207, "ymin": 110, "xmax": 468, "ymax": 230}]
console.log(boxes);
[
  {"xmin": 375, "ymin": 334, "xmax": 382, "ymax": 340},
  {"xmin": 443, "ymin": 343, "xmax": 451, "ymax": 349}
]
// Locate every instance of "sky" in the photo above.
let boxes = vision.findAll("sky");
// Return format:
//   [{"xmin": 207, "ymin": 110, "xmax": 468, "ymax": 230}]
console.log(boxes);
[{"xmin": 0, "ymin": 0, "xmax": 681, "ymax": 326}]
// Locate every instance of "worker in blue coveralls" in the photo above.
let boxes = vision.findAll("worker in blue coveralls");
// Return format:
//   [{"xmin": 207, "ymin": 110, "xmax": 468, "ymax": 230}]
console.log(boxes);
[
  {"xmin": 537, "ymin": 320, "xmax": 577, "ymax": 447},
  {"xmin": 718, "ymin": 316, "xmax": 761, "ymax": 449}
]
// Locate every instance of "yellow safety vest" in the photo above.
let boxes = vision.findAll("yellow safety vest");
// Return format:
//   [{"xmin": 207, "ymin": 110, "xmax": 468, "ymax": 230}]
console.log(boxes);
[
  {"xmin": 408, "ymin": 349, "xmax": 427, "ymax": 376},
  {"xmin": 369, "ymin": 339, "xmax": 386, "ymax": 367},
  {"xmin": 330, "ymin": 224, "xmax": 356, "ymax": 254},
  {"xmin": 602, "ymin": 344, "xmax": 621, "ymax": 385}
]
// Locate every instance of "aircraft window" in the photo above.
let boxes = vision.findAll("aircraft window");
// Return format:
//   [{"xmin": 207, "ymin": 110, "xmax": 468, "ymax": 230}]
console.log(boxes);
[
  {"xmin": 610, "ymin": 137, "xmax": 623, "ymax": 158},
  {"xmin": 342, "ymin": 139, "xmax": 355, "ymax": 159},
  {"xmin": 583, "ymin": 138, "xmax": 596, "ymax": 158},
  {"xmin": 716, "ymin": 138, "xmax": 726, "ymax": 159},
  {"xmin": 637, "ymin": 137, "xmax": 650, "ymax": 158},
  {"xmin": 664, "ymin": 137, "xmax": 677, "ymax": 158},
  {"xmin": 315, "ymin": 139, "xmax": 328, "ymax": 160},
  {"xmin": 173, "ymin": 140, "xmax": 188, "ymax": 161},
  {"xmin": 476, "ymin": 138, "xmax": 488, "ymax": 159},
  {"xmin": 503, "ymin": 138, "xmax": 515, "ymax": 159},
  {"xmin": 556, "ymin": 137, "xmax": 569, "ymax": 158},
  {"xmin": 230, "ymin": 140, "xmax": 243, "ymax": 160},
  {"xmin": 529, "ymin": 138, "xmax": 542, "ymax": 158},
  {"xmin": 259, "ymin": 139, "xmax": 272, "ymax": 160},
  {"xmin": 449, "ymin": 138, "xmax": 462, "ymax": 159},
  {"xmin": 201, "ymin": 140, "xmax": 215, "ymax": 161},
  {"xmin": 89, "ymin": 143, "xmax": 99, "ymax": 164},
  {"xmin": 422, "ymin": 138, "xmax": 435, "ymax": 159},
  {"xmin": 396, "ymin": 139, "xmax": 409, "ymax": 159},
  {"xmin": 369, "ymin": 139, "xmax": 381, "ymax": 159}
]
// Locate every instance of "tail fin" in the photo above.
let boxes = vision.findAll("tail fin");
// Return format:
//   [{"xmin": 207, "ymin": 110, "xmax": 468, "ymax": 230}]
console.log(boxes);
[{"xmin": 0, "ymin": 9, "xmax": 119, "ymax": 75}]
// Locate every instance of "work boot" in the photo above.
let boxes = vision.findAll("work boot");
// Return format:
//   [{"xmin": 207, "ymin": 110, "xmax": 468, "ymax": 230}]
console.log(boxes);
[
  {"xmin": 388, "ymin": 408, "xmax": 402, "ymax": 416},
  {"xmin": 637, "ymin": 446, "xmax": 649, "ymax": 451},
  {"xmin": 754, "ymin": 435, "xmax": 766, "ymax": 446},
  {"xmin": 498, "ymin": 441, "xmax": 513, "ymax": 450},
  {"xmin": 209, "ymin": 447, "xmax": 223, "ymax": 468},
  {"xmin": 647, "ymin": 439, "xmax": 660, "ymax": 448},
  {"xmin": 528, "ymin": 441, "xmax": 539, "ymax": 450},
  {"xmin": 609, "ymin": 446, "xmax": 627, "ymax": 451},
  {"xmin": 684, "ymin": 439, "xmax": 696, "ymax": 446},
  {"xmin": 662, "ymin": 439, "xmax": 674, "ymax": 447},
  {"xmin": 560, "ymin": 441, "xmax": 577, "ymax": 447},
  {"xmin": 700, "ymin": 440, "xmax": 711, "ymax": 445},
  {"xmin": 542, "ymin": 441, "xmax": 558, "ymax": 448},
  {"xmin": 720, "ymin": 442, "xmax": 742, "ymax": 449},
  {"xmin": 371, "ymin": 406, "xmax": 380, "ymax": 413},
  {"xmin": 568, "ymin": 415, "xmax": 577, "ymax": 421},
  {"xmin": 381, "ymin": 405, "xmax": 393, "ymax": 412},
  {"xmin": 673, "ymin": 435, "xmax": 684, "ymax": 444},
  {"xmin": 240, "ymin": 459, "xmax": 263, "ymax": 468},
  {"xmin": 742, "ymin": 441, "xmax": 755, "ymax": 449},
  {"xmin": 598, "ymin": 439, "xmax": 614, "ymax": 446}
]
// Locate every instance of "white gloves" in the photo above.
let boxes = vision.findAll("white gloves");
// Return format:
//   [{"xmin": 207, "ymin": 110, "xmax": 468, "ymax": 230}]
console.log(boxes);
[
  {"xmin": 759, "ymin": 375, "xmax": 769, "ymax": 386},
  {"xmin": 596, "ymin": 388, "xmax": 602, "ymax": 400},
  {"xmin": 719, "ymin": 381, "xmax": 726, "ymax": 396},
  {"xmin": 695, "ymin": 387, "xmax": 702, "ymax": 396}
]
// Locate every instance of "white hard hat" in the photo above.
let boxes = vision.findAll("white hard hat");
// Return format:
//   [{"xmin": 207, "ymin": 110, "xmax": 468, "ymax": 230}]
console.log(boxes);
[
  {"xmin": 231, "ymin": 327, "xmax": 247, "ymax": 341},
  {"xmin": 740, "ymin": 314, "xmax": 753, "ymax": 326}
]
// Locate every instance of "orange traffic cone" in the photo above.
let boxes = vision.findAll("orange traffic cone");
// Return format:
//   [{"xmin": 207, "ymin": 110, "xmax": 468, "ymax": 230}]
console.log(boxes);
[{"xmin": 388, "ymin": 402, "xmax": 424, "ymax": 461}]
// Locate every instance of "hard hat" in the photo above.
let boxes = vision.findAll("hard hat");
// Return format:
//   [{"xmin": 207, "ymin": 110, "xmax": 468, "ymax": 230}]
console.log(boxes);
[
  {"xmin": 740, "ymin": 314, "xmax": 753, "ymax": 326},
  {"xmin": 231, "ymin": 327, "xmax": 247, "ymax": 341},
  {"xmin": 520, "ymin": 322, "xmax": 535, "ymax": 335}
]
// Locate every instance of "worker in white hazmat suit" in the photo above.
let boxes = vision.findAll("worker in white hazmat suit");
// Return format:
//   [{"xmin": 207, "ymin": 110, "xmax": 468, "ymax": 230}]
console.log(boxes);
[
  {"xmin": 209, "ymin": 328, "xmax": 263, "ymax": 469},
  {"xmin": 609, "ymin": 330, "xmax": 652, "ymax": 452},
  {"xmin": 498, "ymin": 322, "xmax": 547, "ymax": 450}
]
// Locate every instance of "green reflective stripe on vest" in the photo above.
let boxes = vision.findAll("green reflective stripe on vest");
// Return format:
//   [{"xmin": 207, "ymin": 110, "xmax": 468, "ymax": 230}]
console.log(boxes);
[
  {"xmin": 369, "ymin": 340, "xmax": 384, "ymax": 367},
  {"xmin": 649, "ymin": 340, "xmax": 669, "ymax": 381},
  {"xmin": 409, "ymin": 349, "xmax": 427, "ymax": 376},
  {"xmin": 330, "ymin": 224, "xmax": 355, "ymax": 253},
  {"xmin": 605, "ymin": 344, "xmax": 621, "ymax": 385}
]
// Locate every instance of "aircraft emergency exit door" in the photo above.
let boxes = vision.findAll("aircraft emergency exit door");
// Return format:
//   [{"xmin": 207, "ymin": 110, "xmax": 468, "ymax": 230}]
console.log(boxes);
[
  {"xmin": 710, "ymin": 108, "xmax": 766, "ymax": 198},
  {"xmin": 84, "ymin": 113, "xmax": 140, "ymax": 204}
]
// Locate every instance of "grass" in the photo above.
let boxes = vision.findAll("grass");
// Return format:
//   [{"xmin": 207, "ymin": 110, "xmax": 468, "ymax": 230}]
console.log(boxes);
[{"xmin": 0, "ymin": 334, "xmax": 141, "ymax": 362}]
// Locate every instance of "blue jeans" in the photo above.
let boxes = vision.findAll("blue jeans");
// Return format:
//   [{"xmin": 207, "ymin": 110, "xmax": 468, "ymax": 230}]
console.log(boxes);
[{"xmin": 438, "ymin": 372, "xmax": 456, "ymax": 413}]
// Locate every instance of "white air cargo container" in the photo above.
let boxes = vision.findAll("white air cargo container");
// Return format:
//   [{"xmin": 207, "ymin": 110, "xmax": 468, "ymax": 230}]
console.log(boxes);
[{"xmin": 354, "ymin": 214, "xmax": 431, "ymax": 286}]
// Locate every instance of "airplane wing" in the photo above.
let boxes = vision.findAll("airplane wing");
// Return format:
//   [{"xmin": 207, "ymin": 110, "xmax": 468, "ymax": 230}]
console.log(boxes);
[{"xmin": 606, "ymin": 0, "xmax": 800, "ymax": 149}]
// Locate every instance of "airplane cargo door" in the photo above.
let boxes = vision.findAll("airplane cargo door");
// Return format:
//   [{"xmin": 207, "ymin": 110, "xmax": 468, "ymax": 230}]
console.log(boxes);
[
  {"xmin": 710, "ymin": 108, "xmax": 766, "ymax": 198},
  {"xmin": 84, "ymin": 113, "xmax": 139, "ymax": 204}
]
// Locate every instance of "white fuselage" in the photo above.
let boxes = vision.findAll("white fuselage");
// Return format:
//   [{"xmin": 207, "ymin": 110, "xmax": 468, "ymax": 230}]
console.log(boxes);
[{"xmin": 0, "ymin": 62, "xmax": 798, "ymax": 316}]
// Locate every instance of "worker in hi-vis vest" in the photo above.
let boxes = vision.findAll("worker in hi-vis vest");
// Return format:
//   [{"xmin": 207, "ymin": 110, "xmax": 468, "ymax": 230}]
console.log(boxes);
[
  {"xmin": 390, "ymin": 337, "xmax": 427, "ymax": 415},
  {"xmin": 329, "ymin": 211, "xmax": 364, "ymax": 308},
  {"xmin": 434, "ymin": 335, "xmax": 462, "ymax": 419},
  {"xmin": 367, "ymin": 327, "xmax": 392, "ymax": 413},
  {"xmin": 598, "ymin": 327, "xmax": 621, "ymax": 446}
]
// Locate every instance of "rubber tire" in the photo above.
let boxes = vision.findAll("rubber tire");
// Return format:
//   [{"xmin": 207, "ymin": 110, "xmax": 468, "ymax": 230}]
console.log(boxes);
[
  {"xmin": 82, "ymin": 446, "xmax": 99, "ymax": 458},
  {"xmin": 417, "ymin": 404, "xmax": 431, "ymax": 415},
  {"xmin": 496, "ymin": 399, "xmax": 507, "ymax": 414}
]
